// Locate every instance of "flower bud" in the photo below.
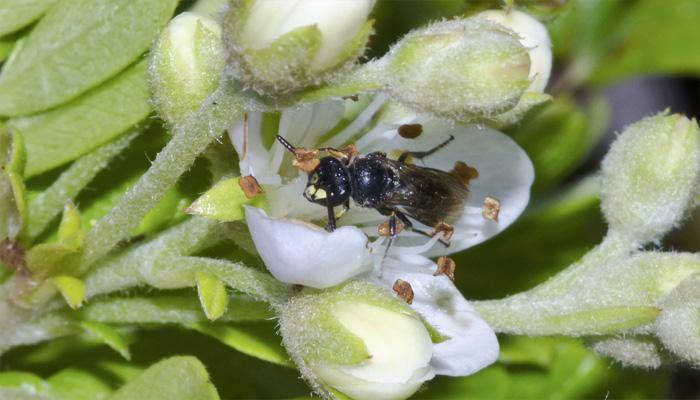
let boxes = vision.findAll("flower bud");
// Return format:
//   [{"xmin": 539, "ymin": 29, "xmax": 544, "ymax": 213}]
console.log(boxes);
[
  {"xmin": 279, "ymin": 281, "xmax": 435, "ymax": 400},
  {"xmin": 601, "ymin": 112, "xmax": 700, "ymax": 243},
  {"xmin": 149, "ymin": 12, "xmax": 226, "ymax": 126},
  {"xmin": 656, "ymin": 273, "xmax": 700, "ymax": 366},
  {"xmin": 224, "ymin": 0, "xmax": 375, "ymax": 94},
  {"xmin": 478, "ymin": 9, "xmax": 552, "ymax": 93},
  {"xmin": 384, "ymin": 17, "xmax": 531, "ymax": 121}
]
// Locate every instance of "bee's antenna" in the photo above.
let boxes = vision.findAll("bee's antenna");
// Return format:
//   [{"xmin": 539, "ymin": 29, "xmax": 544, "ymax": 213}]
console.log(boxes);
[{"xmin": 276, "ymin": 135, "xmax": 296, "ymax": 154}]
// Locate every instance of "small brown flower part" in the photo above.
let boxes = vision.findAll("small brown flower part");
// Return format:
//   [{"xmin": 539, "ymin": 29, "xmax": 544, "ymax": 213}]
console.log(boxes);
[
  {"xmin": 0, "ymin": 238, "xmax": 26, "ymax": 271},
  {"xmin": 378, "ymin": 218, "xmax": 405, "ymax": 237},
  {"xmin": 292, "ymin": 147, "xmax": 320, "ymax": 172},
  {"xmin": 238, "ymin": 175, "xmax": 264, "ymax": 199},
  {"xmin": 398, "ymin": 124, "xmax": 423, "ymax": 139},
  {"xmin": 451, "ymin": 161, "xmax": 479, "ymax": 186},
  {"xmin": 483, "ymin": 196, "xmax": 501, "ymax": 221},
  {"xmin": 432, "ymin": 221, "xmax": 454, "ymax": 241},
  {"xmin": 393, "ymin": 279, "xmax": 414, "ymax": 304},
  {"xmin": 434, "ymin": 256, "xmax": 456, "ymax": 281}
]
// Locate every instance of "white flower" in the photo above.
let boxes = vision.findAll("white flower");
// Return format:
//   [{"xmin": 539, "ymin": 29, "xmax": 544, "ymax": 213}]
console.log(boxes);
[
  {"xmin": 478, "ymin": 9, "xmax": 552, "ymax": 93},
  {"xmin": 232, "ymin": 95, "xmax": 534, "ymax": 273},
  {"xmin": 230, "ymin": 97, "xmax": 524, "ymax": 396}
]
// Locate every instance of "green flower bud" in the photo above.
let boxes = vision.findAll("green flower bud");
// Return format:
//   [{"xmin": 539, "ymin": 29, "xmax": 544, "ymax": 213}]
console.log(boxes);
[
  {"xmin": 224, "ymin": 0, "xmax": 375, "ymax": 95},
  {"xmin": 656, "ymin": 273, "xmax": 700, "ymax": 366},
  {"xmin": 279, "ymin": 281, "xmax": 434, "ymax": 400},
  {"xmin": 601, "ymin": 112, "xmax": 700, "ymax": 243},
  {"xmin": 589, "ymin": 336, "xmax": 662, "ymax": 369},
  {"xmin": 383, "ymin": 17, "xmax": 531, "ymax": 121},
  {"xmin": 149, "ymin": 12, "xmax": 226, "ymax": 127}
]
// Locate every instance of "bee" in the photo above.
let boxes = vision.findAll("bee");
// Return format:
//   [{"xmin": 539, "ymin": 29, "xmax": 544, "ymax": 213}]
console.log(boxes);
[{"xmin": 275, "ymin": 133, "xmax": 469, "ymax": 243}]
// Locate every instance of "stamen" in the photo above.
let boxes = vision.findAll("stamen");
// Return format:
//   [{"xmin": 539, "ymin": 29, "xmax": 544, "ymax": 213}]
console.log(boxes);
[
  {"xmin": 392, "ymin": 279, "xmax": 414, "ymax": 304},
  {"xmin": 434, "ymin": 256, "xmax": 456, "ymax": 281},
  {"xmin": 238, "ymin": 175, "xmax": 264, "ymax": 199},
  {"xmin": 482, "ymin": 196, "xmax": 501, "ymax": 221},
  {"xmin": 323, "ymin": 93, "xmax": 388, "ymax": 148}
]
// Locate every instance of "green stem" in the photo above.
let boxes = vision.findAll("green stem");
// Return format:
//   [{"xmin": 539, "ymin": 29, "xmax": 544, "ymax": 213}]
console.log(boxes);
[
  {"xmin": 27, "ymin": 129, "xmax": 142, "ymax": 240},
  {"xmin": 84, "ymin": 216, "xmax": 226, "ymax": 299},
  {"xmin": 82, "ymin": 82, "xmax": 245, "ymax": 267},
  {"xmin": 290, "ymin": 60, "xmax": 385, "ymax": 105}
]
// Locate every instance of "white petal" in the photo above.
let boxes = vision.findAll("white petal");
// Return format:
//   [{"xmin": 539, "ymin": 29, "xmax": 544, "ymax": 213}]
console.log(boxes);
[
  {"xmin": 229, "ymin": 112, "xmax": 281, "ymax": 185},
  {"xmin": 375, "ymin": 255, "xmax": 499, "ymax": 376},
  {"xmin": 359, "ymin": 119, "xmax": 534, "ymax": 257},
  {"xmin": 479, "ymin": 10, "xmax": 552, "ymax": 93},
  {"xmin": 245, "ymin": 206, "xmax": 372, "ymax": 288}
]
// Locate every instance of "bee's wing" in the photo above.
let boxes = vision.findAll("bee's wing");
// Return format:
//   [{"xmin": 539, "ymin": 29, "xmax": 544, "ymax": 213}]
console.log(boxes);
[{"xmin": 383, "ymin": 161, "xmax": 469, "ymax": 227}]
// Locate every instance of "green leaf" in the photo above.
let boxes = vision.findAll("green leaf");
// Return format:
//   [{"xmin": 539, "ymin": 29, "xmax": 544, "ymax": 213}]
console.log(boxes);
[
  {"xmin": 0, "ymin": 0, "xmax": 57, "ymax": 37},
  {"xmin": 51, "ymin": 275, "xmax": 85, "ymax": 309},
  {"xmin": 0, "ymin": 0, "xmax": 177, "ymax": 116},
  {"xmin": 0, "ymin": 371, "xmax": 51, "ymax": 396},
  {"xmin": 109, "ymin": 356, "xmax": 220, "ymax": 400},
  {"xmin": 27, "ymin": 130, "xmax": 139, "ymax": 240},
  {"xmin": 57, "ymin": 201, "xmax": 82, "ymax": 248},
  {"xmin": 591, "ymin": 0, "xmax": 700, "ymax": 84},
  {"xmin": 191, "ymin": 322, "xmax": 293, "ymax": 368},
  {"xmin": 81, "ymin": 321, "xmax": 131, "ymax": 360},
  {"xmin": 196, "ymin": 272, "xmax": 229, "ymax": 321},
  {"xmin": 0, "ymin": 127, "xmax": 28, "ymax": 241},
  {"xmin": 187, "ymin": 177, "xmax": 266, "ymax": 222},
  {"xmin": 47, "ymin": 368, "xmax": 113, "ymax": 400},
  {"xmin": 0, "ymin": 36, "xmax": 15, "ymax": 63},
  {"xmin": 26, "ymin": 242, "xmax": 81, "ymax": 278},
  {"xmin": 10, "ymin": 59, "xmax": 152, "ymax": 177}
]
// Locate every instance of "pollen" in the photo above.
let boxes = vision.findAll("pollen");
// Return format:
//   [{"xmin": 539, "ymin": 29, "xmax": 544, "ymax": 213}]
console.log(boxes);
[{"xmin": 483, "ymin": 196, "xmax": 501, "ymax": 221}]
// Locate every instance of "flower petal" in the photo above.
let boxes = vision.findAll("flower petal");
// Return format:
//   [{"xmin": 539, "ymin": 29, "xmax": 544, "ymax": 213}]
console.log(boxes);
[
  {"xmin": 245, "ymin": 206, "xmax": 372, "ymax": 288},
  {"xmin": 356, "ymin": 119, "xmax": 534, "ymax": 257},
  {"xmin": 375, "ymin": 255, "xmax": 499, "ymax": 376}
]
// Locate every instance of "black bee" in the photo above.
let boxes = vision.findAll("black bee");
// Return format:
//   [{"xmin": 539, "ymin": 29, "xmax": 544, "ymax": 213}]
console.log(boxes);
[{"xmin": 275, "ymin": 133, "xmax": 469, "ymax": 242}]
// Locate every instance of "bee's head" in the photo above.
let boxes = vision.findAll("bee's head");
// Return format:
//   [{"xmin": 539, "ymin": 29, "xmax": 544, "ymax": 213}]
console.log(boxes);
[{"xmin": 304, "ymin": 156, "xmax": 352, "ymax": 207}]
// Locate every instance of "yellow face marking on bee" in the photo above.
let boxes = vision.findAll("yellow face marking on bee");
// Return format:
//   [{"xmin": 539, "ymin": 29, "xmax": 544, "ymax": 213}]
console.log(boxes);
[
  {"xmin": 305, "ymin": 185, "xmax": 327, "ymax": 200},
  {"xmin": 313, "ymin": 188, "xmax": 327, "ymax": 200}
]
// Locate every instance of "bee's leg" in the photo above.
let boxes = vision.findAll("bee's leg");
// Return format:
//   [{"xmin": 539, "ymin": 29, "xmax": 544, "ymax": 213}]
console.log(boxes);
[
  {"xmin": 398, "ymin": 135, "xmax": 455, "ymax": 163},
  {"xmin": 326, "ymin": 204, "xmax": 337, "ymax": 232},
  {"xmin": 395, "ymin": 212, "xmax": 450, "ymax": 247}
]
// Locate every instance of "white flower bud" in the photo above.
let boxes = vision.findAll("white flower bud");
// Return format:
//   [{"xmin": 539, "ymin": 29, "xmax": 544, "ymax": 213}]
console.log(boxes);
[
  {"xmin": 478, "ymin": 9, "xmax": 552, "ymax": 93},
  {"xmin": 149, "ymin": 12, "xmax": 226, "ymax": 126},
  {"xmin": 279, "ymin": 281, "xmax": 434, "ymax": 400},
  {"xmin": 225, "ymin": 0, "xmax": 375, "ymax": 94},
  {"xmin": 383, "ymin": 18, "xmax": 531, "ymax": 121},
  {"xmin": 601, "ymin": 112, "xmax": 700, "ymax": 243}
]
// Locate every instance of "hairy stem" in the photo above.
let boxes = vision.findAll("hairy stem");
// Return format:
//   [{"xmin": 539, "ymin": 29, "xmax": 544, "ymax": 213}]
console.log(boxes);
[
  {"xmin": 84, "ymin": 216, "xmax": 226, "ymax": 299},
  {"xmin": 82, "ymin": 82, "xmax": 245, "ymax": 266}
]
